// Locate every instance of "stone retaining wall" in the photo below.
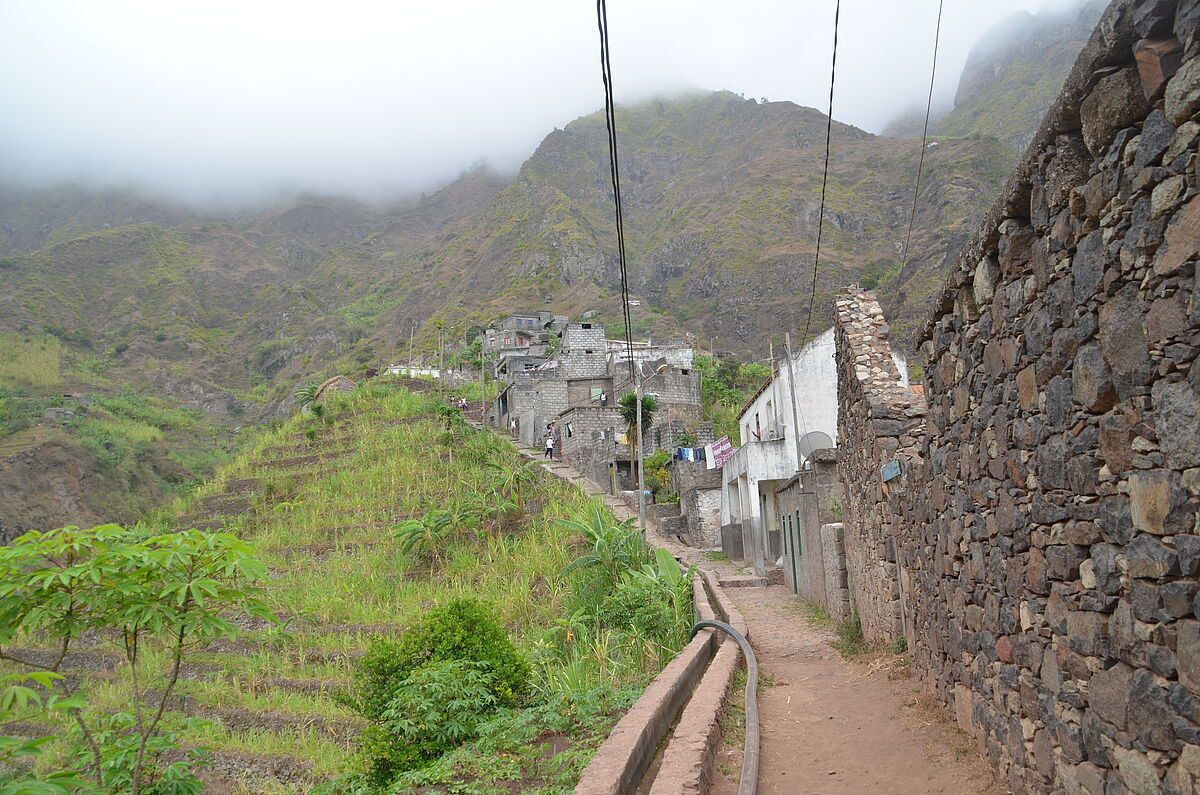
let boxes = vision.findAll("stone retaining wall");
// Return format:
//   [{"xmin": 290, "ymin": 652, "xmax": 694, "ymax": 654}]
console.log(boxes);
[
  {"xmin": 833, "ymin": 1, "xmax": 1200, "ymax": 792},
  {"xmin": 833, "ymin": 290, "xmax": 926, "ymax": 644}
]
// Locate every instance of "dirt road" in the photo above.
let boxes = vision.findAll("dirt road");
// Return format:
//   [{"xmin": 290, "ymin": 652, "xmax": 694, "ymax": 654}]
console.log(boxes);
[{"xmin": 710, "ymin": 583, "xmax": 1007, "ymax": 795}]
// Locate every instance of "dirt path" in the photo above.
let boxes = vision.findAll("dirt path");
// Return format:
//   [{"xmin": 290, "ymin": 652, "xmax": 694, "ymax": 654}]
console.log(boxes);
[
  {"xmin": 708, "ymin": 583, "xmax": 1007, "ymax": 795},
  {"xmin": 512, "ymin": 438, "xmax": 1007, "ymax": 794}
]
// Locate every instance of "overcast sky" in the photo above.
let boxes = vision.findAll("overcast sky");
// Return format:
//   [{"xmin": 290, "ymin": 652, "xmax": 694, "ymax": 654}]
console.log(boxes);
[{"xmin": 1, "ymin": 0, "xmax": 1077, "ymax": 205}]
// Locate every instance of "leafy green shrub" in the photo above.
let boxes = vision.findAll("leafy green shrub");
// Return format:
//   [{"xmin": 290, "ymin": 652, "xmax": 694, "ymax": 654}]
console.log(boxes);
[
  {"xmin": 644, "ymin": 449, "xmax": 671, "ymax": 498},
  {"xmin": 373, "ymin": 660, "xmax": 498, "ymax": 769},
  {"xmin": 601, "ymin": 576, "xmax": 676, "ymax": 642},
  {"xmin": 346, "ymin": 600, "xmax": 529, "ymax": 784},
  {"xmin": 67, "ymin": 710, "xmax": 208, "ymax": 795}
]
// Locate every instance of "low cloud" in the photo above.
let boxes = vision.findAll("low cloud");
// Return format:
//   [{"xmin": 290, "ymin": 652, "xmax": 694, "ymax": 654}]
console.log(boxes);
[{"xmin": 0, "ymin": 0, "xmax": 1069, "ymax": 205}]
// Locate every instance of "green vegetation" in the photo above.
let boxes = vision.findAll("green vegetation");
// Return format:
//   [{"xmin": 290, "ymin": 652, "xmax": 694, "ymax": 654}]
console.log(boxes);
[
  {"xmin": 0, "ymin": 333, "xmax": 63, "ymax": 390},
  {"xmin": 0, "ymin": 524, "xmax": 271, "ymax": 793},
  {"xmin": 0, "ymin": 384, "xmax": 691, "ymax": 792},
  {"xmin": 643, "ymin": 449, "xmax": 675, "ymax": 503},
  {"xmin": 0, "ymin": 384, "xmax": 694, "ymax": 792},
  {"xmin": 346, "ymin": 600, "xmax": 530, "ymax": 785},
  {"xmin": 695, "ymin": 355, "xmax": 772, "ymax": 445}
]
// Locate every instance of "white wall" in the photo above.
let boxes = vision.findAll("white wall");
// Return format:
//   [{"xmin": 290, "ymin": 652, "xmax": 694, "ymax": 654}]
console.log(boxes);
[{"xmin": 738, "ymin": 327, "xmax": 839, "ymax": 455}]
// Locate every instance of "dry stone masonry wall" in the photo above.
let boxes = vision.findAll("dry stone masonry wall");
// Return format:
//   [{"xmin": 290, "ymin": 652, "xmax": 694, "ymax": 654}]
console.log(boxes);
[
  {"xmin": 833, "ymin": 291, "xmax": 927, "ymax": 645},
  {"xmin": 832, "ymin": 1, "xmax": 1200, "ymax": 792}
]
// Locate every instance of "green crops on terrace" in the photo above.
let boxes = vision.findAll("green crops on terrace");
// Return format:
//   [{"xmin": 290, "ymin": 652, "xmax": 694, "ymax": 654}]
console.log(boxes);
[{"xmin": 3, "ymin": 382, "xmax": 690, "ymax": 793}]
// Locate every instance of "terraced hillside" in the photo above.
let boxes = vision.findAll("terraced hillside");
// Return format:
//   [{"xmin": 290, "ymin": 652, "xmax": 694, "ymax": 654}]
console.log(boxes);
[{"xmin": 3, "ymin": 383, "xmax": 687, "ymax": 793}]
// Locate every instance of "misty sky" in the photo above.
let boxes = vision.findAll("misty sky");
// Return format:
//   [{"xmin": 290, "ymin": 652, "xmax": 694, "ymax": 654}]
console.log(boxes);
[{"xmin": 1, "ymin": 0, "xmax": 1075, "ymax": 204}]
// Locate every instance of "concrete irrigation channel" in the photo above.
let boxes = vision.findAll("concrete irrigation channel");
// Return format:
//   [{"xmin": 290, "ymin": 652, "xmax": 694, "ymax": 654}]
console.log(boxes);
[{"xmin": 502, "ymin": 429, "xmax": 758, "ymax": 795}]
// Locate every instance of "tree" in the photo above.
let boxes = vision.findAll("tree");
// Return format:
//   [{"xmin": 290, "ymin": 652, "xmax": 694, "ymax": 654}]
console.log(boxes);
[
  {"xmin": 618, "ymin": 391, "xmax": 659, "ymax": 477},
  {"xmin": 0, "ymin": 525, "xmax": 272, "ymax": 795}
]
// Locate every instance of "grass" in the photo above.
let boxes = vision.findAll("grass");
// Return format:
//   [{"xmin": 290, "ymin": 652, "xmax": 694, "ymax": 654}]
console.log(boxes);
[
  {"xmin": 833, "ymin": 615, "xmax": 871, "ymax": 659},
  {"xmin": 9, "ymin": 382, "xmax": 687, "ymax": 792},
  {"xmin": 0, "ymin": 332, "xmax": 63, "ymax": 389},
  {"xmin": 791, "ymin": 600, "xmax": 875, "ymax": 659}
]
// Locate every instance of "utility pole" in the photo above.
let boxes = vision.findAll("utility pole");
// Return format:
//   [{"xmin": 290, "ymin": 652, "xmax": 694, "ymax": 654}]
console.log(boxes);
[
  {"xmin": 408, "ymin": 321, "xmax": 416, "ymax": 368},
  {"xmin": 480, "ymin": 341, "xmax": 486, "ymax": 425},
  {"xmin": 784, "ymin": 333, "xmax": 803, "ymax": 469},
  {"xmin": 636, "ymin": 363, "xmax": 668, "ymax": 542},
  {"xmin": 636, "ymin": 374, "xmax": 646, "ymax": 543}
]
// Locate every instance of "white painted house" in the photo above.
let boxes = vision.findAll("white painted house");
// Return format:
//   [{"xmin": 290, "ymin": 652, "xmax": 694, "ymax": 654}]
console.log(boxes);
[{"xmin": 719, "ymin": 328, "xmax": 907, "ymax": 573}]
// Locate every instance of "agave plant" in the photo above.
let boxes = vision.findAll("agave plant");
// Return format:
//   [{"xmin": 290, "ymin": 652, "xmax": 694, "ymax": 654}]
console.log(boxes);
[
  {"xmin": 293, "ymin": 380, "xmax": 320, "ymax": 409},
  {"xmin": 392, "ymin": 508, "xmax": 460, "ymax": 575}
]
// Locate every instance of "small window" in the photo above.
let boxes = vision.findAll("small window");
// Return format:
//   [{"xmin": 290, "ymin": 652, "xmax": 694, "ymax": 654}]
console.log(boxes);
[
  {"xmin": 585, "ymin": 349, "xmax": 594, "ymax": 354},
  {"xmin": 681, "ymin": 369, "xmax": 690, "ymax": 375},
  {"xmin": 581, "ymin": 323, "xmax": 592, "ymax": 329}
]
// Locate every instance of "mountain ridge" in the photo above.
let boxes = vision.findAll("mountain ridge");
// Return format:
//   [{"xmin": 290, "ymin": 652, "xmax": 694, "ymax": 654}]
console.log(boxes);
[{"xmin": 0, "ymin": 15, "xmax": 1081, "ymax": 530}]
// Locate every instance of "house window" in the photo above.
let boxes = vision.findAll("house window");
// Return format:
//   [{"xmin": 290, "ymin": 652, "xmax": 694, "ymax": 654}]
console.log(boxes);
[
  {"xmin": 581, "ymin": 323, "xmax": 592, "ymax": 329},
  {"xmin": 681, "ymin": 369, "xmax": 690, "ymax": 375}
]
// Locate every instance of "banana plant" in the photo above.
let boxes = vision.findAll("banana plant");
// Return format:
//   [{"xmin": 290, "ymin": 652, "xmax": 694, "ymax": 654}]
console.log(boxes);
[{"xmin": 556, "ymin": 502, "xmax": 648, "ymax": 603}]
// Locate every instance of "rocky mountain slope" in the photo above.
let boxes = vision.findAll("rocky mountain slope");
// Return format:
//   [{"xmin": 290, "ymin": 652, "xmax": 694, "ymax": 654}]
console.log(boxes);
[
  {"xmin": 932, "ymin": 0, "xmax": 1106, "ymax": 154},
  {"xmin": 2, "ymin": 7, "xmax": 1095, "ymax": 528}
]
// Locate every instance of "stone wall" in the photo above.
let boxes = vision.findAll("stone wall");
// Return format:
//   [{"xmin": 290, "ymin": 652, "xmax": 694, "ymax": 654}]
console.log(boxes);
[
  {"xmin": 560, "ymin": 406, "xmax": 625, "ymax": 485},
  {"xmin": 669, "ymin": 460, "xmax": 723, "ymax": 547},
  {"xmin": 833, "ymin": 291, "xmax": 927, "ymax": 645},
  {"xmin": 832, "ymin": 1, "xmax": 1200, "ymax": 791}
]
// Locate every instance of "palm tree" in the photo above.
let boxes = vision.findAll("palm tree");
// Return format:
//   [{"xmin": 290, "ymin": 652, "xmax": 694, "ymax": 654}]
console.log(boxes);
[
  {"xmin": 618, "ymin": 391, "xmax": 659, "ymax": 479},
  {"xmin": 293, "ymin": 380, "xmax": 320, "ymax": 410}
]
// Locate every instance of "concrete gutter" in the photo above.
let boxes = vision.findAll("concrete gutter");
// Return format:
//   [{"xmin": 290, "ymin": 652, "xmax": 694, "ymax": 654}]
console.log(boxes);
[
  {"xmin": 495, "ymin": 427, "xmax": 753, "ymax": 795},
  {"xmin": 573, "ymin": 568, "xmax": 751, "ymax": 795},
  {"xmin": 647, "ymin": 570, "xmax": 749, "ymax": 794}
]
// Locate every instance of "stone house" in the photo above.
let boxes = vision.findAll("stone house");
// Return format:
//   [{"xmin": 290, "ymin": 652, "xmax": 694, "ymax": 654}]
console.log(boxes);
[
  {"xmin": 493, "ymin": 321, "xmax": 706, "ymax": 492},
  {"xmin": 718, "ymin": 328, "xmax": 861, "ymax": 574},
  {"xmin": 773, "ymin": 448, "xmax": 848, "ymax": 621},
  {"xmin": 668, "ymin": 459, "xmax": 723, "ymax": 548}
]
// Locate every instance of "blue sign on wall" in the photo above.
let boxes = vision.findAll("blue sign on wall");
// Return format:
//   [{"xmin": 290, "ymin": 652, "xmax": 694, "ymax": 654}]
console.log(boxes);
[{"xmin": 881, "ymin": 459, "xmax": 901, "ymax": 482}]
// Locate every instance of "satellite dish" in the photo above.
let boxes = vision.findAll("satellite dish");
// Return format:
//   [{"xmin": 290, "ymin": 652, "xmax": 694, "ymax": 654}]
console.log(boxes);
[{"xmin": 797, "ymin": 431, "xmax": 834, "ymax": 463}]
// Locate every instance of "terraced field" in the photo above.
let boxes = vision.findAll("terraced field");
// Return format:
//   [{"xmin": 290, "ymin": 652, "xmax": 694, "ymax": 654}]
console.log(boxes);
[{"xmin": 4, "ymin": 382, "xmax": 676, "ymax": 793}]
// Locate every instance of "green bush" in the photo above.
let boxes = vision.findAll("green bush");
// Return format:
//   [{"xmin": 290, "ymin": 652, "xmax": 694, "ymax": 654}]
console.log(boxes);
[
  {"xmin": 601, "ymin": 575, "xmax": 676, "ymax": 642},
  {"xmin": 347, "ymin": 599, "xmax": 529, "ymax": 784},
  {"xmin": 361, "ymin": 660, "xmax": 499, "ymax": 775}
]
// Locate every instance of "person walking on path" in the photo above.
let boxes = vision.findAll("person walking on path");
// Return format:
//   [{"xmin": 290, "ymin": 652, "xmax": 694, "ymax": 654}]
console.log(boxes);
[
  {"xmin": 510, "ymin": 418, "xmax": 518, "ymax": 438},
  {"xmin": 545, "ymin": 434, "xmax": 555, "ymax": 459}
]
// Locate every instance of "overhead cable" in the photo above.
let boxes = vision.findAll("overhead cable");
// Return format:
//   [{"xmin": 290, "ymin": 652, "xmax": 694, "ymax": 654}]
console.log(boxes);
[
  {"xmin": 596, "ymin": 0, "xmax": 637, "ymax": 383},
  {"xmin": 897, "ymin": 0, "xmax": 946, "ymax": 279},
  {"xmin": 800, "ymin": 0, "xmax": 841, "ymax": 345}
]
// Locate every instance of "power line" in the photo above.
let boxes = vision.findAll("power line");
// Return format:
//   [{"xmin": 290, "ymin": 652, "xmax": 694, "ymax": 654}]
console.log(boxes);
[
  {"xmin": 596, "ymin": 0, "xmax": 636, "ymax": 383},
  {"xmin": 897, "ymin": 0, "xmax": 945, "ymax": 279},
  {"xmin": 800, "ymin": 0, "xmax": 840, "ymax": 346}
]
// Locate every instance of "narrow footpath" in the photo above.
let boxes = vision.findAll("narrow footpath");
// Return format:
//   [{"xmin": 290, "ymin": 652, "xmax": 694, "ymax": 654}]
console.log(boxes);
[{"xmin": 513, "ymin": 438, "xmax": 1007, "ymax": 795}]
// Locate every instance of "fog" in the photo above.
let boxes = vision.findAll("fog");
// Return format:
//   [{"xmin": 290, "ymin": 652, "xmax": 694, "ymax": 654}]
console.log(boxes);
[{"xmin": 1, "ymin": 0, "xmax": 1081, "ymax": 205}]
